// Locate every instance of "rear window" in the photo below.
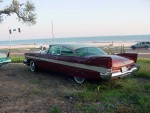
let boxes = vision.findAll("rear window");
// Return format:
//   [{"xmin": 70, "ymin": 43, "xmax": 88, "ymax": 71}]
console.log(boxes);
[{"xmin": 76, "ymin": 47, "xmax": 106, "ymax": 57}]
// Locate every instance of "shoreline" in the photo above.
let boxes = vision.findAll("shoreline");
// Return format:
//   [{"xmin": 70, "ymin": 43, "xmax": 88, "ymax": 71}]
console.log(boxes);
[{"xmin": 0, "ymin": 41, "xmax": 136, "ymax": 49}]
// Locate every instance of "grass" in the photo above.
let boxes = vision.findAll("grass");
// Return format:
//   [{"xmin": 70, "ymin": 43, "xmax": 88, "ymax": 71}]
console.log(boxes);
[
  {"xmin": 142, "ymin": 83, "xmax": 150, "ymax": 90},
  {"xmin": 71, "ymin": 58, "xmax": 150, "ymax": 112},
  {"xmin": 137, "ymin": 58, "xmax": 150, "ymax": 64},
  {"xmin": 85, "ymin": 104, "xmax": 98, "ymax": 113},
  {"xmin": 72, "ymin": 79, "xmax": 150, "ymax": 112},
  {"xmin": 49, "ymin": 106, "xmax": 60, "ymax": 113},
  {"xmin": 29, "ymin": 79, "xmax": 42, "ymax": 84},
  {"xmin": 28, "ymin": 77, "xmax": 48, "ymax": 85},
  {"xmin": 32, "ymin": 88, "xmax": 42, "ymax": 95},
  {"xmin": 10, "ymin": 56, "xmax": 24, "ymax": 63},
  {"xmin": 134, "ymin": 58, "xmax": 150, "ymax": 78}
]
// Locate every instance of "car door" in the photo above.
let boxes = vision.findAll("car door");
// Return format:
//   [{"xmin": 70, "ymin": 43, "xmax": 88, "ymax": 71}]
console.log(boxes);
[
  {"xmin": 57, "ymin": 47, "xmax": 75, "ymax": 73},
  {"xmin": 39, "ymin": 45, "xmax": 61, "ymax": 72}
]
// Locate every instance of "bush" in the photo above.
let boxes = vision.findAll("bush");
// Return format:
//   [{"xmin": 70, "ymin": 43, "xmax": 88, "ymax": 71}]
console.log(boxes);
[{"xmin": 10, "ymin": 56, "xmax": 24, "ymax": 63}]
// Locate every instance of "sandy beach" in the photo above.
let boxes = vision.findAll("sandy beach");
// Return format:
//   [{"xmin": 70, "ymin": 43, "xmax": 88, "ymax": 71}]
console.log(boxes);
[
  {"xmin": 0, "ymin": 44, "xmax": 42, "ymax": 50},
  {"xmin": 0, "ymin": 41, "xmax": 136, "ymax": 49}
]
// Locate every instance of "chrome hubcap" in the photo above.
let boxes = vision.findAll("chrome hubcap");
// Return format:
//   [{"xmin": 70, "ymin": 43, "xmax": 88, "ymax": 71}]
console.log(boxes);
[
  {"xmin": 30, "ymin": 61, "xmax": 35, "ymax": 72},
  {"xmin": 74, "ymin": 76, "xmax": 84, "ymax": 84}
]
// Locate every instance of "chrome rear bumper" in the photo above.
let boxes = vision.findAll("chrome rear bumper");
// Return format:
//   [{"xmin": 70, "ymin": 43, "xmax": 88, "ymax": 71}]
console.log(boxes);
[{"xmin": 100, "ymin": 64, "xmax": 140, "ymax": 80}]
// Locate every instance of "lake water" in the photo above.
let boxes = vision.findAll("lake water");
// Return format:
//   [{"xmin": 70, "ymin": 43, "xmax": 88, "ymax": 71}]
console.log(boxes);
[{"xmin": 0, "ymin": 35, "xmax": 150, "ymax": 46}]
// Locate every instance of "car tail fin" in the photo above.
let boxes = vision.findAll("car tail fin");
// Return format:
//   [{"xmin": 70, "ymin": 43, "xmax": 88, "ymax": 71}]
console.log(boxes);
[{"xmin": 117, "ymin": 53, "xmax": 138, "ymax": 63}]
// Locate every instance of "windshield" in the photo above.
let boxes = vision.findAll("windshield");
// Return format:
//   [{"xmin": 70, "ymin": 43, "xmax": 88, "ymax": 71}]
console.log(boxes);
[
  {"xmin": 0, "ymin": 53, "xmax": 7, "ymax": 58},
  {"xmin": 76, "ymin": 47, "xmax": 107, "ymax": 57}
]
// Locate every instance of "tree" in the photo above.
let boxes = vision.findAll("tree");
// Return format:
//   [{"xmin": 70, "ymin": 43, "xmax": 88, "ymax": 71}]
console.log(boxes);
[{"xmin": 0, "ymin": 0, "xmax": 36, "ymax": 25}]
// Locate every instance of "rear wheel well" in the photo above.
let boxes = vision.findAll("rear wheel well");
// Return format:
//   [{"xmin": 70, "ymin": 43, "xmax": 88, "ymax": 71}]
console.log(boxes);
[{"xmin": 69, "ymin": 70, "xmax": 86, "ymax": 84}]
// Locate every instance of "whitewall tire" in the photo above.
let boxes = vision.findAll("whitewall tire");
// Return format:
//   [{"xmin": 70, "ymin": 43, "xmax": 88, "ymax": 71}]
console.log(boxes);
[
  {"xmin": 74, "ymin": 76, "xmax": 85, "ymax": 84},
  {"xmin": 30, "ymin": 61, "xmax": 37, "ymax": 72}
]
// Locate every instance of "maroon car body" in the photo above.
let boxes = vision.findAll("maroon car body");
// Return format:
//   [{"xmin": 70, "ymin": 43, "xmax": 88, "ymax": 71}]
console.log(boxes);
[{"xmin": 23, "ymin": 44, "xmax": 140, "ymax": 83}]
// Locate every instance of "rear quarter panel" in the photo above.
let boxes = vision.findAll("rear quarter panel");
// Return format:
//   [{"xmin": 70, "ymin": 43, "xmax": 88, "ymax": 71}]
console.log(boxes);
[
  {"xmin": 57, "ymin": 55, "xmax": 102, "ymax": 79},
  {"xmin": 117, "ymin": 53, "xmax": 138, "ymax": 63}
]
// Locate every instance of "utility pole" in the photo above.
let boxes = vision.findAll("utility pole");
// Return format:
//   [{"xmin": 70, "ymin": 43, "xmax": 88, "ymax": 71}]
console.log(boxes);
[
  {"xmin": 51, "ymin": 20, "xmax": 54, "ymax": 44},
  {"xmin": 8, "ymin": 26, "xmax": 12, "ymax": 50}
]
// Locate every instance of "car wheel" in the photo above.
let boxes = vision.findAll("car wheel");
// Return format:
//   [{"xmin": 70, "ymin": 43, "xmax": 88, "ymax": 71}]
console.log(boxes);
[
  {"xmin": 74, "ymin": 76, "xmax": 85, "ymax": 84},
  {"xmin": 30, "ymin": 60, "xmax": 37, "ymax": 72}
]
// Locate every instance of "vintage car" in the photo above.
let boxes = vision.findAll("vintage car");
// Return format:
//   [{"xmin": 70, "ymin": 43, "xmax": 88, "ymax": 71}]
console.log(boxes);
[
  {"xmin": 23, "ymin": 44, "xmax": 140, "ymax": 84},
  {"xmin": 0, "ymin": 51, "xmax": 11, "ymax": 67}
]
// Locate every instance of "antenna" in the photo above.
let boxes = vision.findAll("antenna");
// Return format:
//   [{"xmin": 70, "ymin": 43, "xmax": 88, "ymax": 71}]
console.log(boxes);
[{"xmin": 51, "ymin": 20, "xmax": 54, "ymax": 44}]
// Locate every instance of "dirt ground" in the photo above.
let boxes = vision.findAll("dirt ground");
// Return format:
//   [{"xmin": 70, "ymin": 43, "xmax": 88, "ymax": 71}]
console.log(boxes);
[{"xmin": 0, "ymin": 63, "xmax": 79, "ymax": 113}]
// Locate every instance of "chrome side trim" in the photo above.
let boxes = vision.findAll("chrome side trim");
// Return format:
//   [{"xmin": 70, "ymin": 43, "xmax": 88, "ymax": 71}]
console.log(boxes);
[{"xmin": 25, "ymin": 55, "xmax": 108, "ymax": 73}]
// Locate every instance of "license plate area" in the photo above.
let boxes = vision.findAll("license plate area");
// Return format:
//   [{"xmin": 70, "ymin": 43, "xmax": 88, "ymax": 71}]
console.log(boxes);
[{"xmin": 121, "ymin": 66, "xmax": 128, "ymax": 72}]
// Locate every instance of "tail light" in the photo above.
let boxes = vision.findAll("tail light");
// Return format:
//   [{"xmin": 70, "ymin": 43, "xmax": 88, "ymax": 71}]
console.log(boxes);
[
  {"xmin": 108, "ymin": 60, "xmax": 112, "ymax": 69},
  {"xmin": 112, "ymin": 67, "xmax": 121, "ymax": 73}
]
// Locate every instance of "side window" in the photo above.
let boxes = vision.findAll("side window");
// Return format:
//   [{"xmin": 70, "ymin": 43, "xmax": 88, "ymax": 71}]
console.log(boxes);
[
  {"xmin": 61, "ymin": 47, "xmax": 73, "ymax": 56},
  {"xmin": 76, "ymin": 47, "xmax": 106, "ymax": 57},
  {"xmin": 48, "ymin": 46, "xmax": 61, "ymax": 55},
  {"xmin": 76, "ymin": 48, "xmax": 87, "ymax": 57}
]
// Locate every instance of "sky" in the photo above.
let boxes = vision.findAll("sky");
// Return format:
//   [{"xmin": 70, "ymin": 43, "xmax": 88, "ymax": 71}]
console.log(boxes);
[{"xmin": 0, "ymin": 0, "xmax": 150, "ymax": 41}]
